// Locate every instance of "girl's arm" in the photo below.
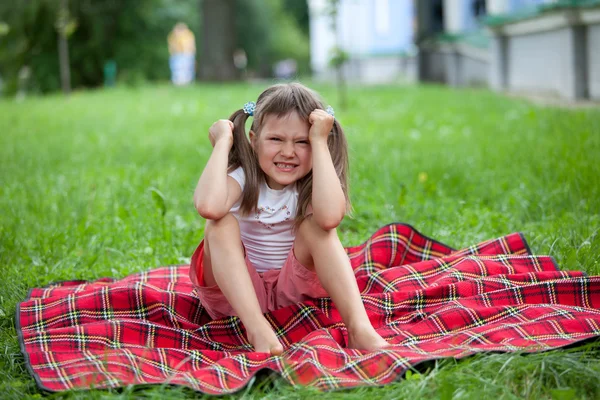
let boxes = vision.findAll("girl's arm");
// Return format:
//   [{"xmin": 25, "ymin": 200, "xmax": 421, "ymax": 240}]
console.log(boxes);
[
  {"xmin": 309, "ymin": 110, "xmax": 346, "ymax": 230},
  {"xmin": 194, "ymin": 120, "xmax": 243, "ymax": 220}
]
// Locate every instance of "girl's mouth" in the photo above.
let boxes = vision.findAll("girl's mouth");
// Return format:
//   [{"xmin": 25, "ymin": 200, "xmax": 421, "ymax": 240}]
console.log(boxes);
[{"xmin": 275, "ymin": 162, "xmax": 297, "ymax": 172}]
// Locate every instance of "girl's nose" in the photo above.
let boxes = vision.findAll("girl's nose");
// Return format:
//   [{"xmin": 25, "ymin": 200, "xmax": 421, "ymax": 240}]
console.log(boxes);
[{"xmin": 281, "ymin": 141, "xmax": 295, "ymax": 157}]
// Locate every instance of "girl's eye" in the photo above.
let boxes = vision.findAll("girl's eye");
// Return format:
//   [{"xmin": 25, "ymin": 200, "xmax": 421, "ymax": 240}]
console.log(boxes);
[
  {"xmin": 297, "ymin": 140, "xmax": 309, "ymax": 144},
  {"xmin": 270, "ymin": 137, "xmax": 282, "ymax": 142}
]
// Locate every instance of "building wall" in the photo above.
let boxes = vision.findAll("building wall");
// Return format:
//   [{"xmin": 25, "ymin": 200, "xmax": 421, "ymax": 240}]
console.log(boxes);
[
  {"xmin": 358, "ymin": 56, "xmax": 417, "ymax": 84},
  {"xmin": 506, "ymin": 28, "xmax": 567, "ymax": 95},
  {"xmin": 443, "ymin": 0, "xmax": 481, "ymax": 33},
  {"xmin": 337, "ymin": 0, "xmax": 414, "ymax": 56},
  {"xmin": 422, "ymin": 52, "xmax": 447, "ymax": 82},
  {"xmin": 488, "ymin": 0, "xmax": 557, "ymax": 15},
  {"xmin": 588, "ymin": 24, "xmax": 600, "ymax": 99},
  {"xmin": 309, "ymin": 0, "xmax": 415, "ymax": 82},
  {"xmin": 508, "ymin": 0, "xmax": 548, "ymax": 12},
  {"xmin": 487, "ymin": 0, "xmax": 509, "ymax": 15},
  {"xmin": 337, "ymin": 0, "xmax": 370, "ymax": 57},
  {"xmin": 368, "ymin": 0, "xmax": 415, "ymax": 54},
  {"xmin": 420, "ymin": 47, "xmax": 489, "ymax": 86},
  {"xmin": 308, "ymin": 0, "xmax": 337, "ymax": 77},
  {"xmin": 460, "ymin": 56, "xmax": 489, "ymax": 85}
]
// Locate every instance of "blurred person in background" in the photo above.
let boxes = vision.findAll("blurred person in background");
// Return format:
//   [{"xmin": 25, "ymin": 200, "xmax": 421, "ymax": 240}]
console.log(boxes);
[
  {"xmin": 273, "ymin": 59, "xmax": 297, "ymax": 80},
  {"xmin": 233, "ymin": 48, "xmax": 248, "ymax": 80},
  {"xmin": 168, "ymin": 22, "xmax": 196, "ymax": 85}
]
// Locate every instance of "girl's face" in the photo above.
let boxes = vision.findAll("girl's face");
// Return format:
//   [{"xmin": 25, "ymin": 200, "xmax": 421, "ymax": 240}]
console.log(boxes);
[{"xmin": 250, "ymin": 111, "xmax": 312, "ymax": 190}]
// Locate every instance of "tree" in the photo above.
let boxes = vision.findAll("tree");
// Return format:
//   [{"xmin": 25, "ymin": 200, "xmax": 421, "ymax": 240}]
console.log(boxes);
[
  {"xmin": 199, "ymin": 0, "xmax": 237, "ymax": 81},
  {"xmin": 55, "ymin": 0, "xmax": 76, "ymax": 94},
  {"xmin": 326, "ymin": 0, "xmax": 348, "ymax": 109},
  {"xmin": 283, "ymin": 0, "xmax": 309, "ymax": 35}
]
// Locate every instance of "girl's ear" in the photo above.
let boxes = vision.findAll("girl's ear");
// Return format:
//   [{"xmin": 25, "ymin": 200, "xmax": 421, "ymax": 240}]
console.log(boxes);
[{"xmin": 249, "ymin": 130, "xmax": 256, "ymax": 150}]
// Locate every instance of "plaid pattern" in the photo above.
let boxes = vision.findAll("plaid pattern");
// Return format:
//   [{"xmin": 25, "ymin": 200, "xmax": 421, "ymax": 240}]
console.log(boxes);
[{"xmin": 17, "ymin": 223, "xmax": 600, "ymax": 394}]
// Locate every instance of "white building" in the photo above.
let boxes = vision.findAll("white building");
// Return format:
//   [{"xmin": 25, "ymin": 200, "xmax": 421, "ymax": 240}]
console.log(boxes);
[{"xmin": 308, "ymin": 0, "xmax": 416, "ymax": 84}]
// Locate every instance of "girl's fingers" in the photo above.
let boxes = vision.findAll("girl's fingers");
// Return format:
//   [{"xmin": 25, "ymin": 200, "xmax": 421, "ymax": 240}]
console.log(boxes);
[{"xmin": 309, "ymin": 110, "xmax": 326, "ymax": 124}]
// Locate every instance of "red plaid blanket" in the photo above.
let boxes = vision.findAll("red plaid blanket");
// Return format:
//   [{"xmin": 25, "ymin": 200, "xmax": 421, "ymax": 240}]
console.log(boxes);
[{"xmin": 17, "ymin": 223, "xmax": 600, "ymax": 394}]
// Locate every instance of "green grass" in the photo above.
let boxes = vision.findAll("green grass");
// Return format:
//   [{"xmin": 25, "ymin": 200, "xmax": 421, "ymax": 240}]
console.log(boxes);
[{"xmin": 1, "ymin": 82, "xmax": 599, "ymax": 399}]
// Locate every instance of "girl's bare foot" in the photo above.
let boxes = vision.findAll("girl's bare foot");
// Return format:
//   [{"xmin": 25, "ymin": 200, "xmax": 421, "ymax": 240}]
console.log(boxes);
[
  {"xmin": 245, "ymin": 317, "xmax": 284, "ymax": 355},
  {"xmin": 347, "ymin": 325, "xmax": 388, "ymax": 351}
]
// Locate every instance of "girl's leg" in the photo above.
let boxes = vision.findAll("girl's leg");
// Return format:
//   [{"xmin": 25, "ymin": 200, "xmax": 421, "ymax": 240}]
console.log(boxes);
[
  {"xmin": 203, "ymin": 213, "xmax": 283, "ymax": 354},
  {"xmin": 293, "ymin": 216, "xmax": 388, "ymax": 350}
]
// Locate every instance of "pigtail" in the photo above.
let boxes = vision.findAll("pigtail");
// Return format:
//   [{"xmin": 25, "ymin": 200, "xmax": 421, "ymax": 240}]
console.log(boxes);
[
  {"xmin": 328, "ymin": 118, "xmax": 350, "ymax": 210},
  {"xmin": 295, "ymin": 174, "xmax": 312, "ymax": 230},
  {"xmin": 228, "ymin": 109, "xmax": 262, "ymax": 216}
]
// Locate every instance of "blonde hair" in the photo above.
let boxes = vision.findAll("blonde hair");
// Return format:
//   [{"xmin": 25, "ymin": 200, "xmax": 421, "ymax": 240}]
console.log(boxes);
[{"xmin": 227, "ymin": 82, "xmax": 350, "ymax": 228}]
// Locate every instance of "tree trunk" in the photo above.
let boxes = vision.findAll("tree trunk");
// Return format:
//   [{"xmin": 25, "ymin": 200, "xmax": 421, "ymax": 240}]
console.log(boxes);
[
  {"xmin": 335, "ymin": 65, "xmax": 347, "ymax": 110},
  {"xmin": 57, "ymin": 0, "xmax": 71, "ymax": 94},
  {"xmin": 58, "ymin": 33, "xmax": 71, "ymax": 94},
  {"xmin": 199, "ymin": 0, "xmax": 237, "ymax": 81}
]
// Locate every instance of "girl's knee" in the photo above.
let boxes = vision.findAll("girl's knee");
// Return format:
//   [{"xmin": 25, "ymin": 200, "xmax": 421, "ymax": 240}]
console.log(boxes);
[
  {"xmin": 297, "ymin": 216, "xmax": 339, "ymax": 245},
  {"xmin": 294, "ymin": 216, "xmax": 343, "ymax": 267}
]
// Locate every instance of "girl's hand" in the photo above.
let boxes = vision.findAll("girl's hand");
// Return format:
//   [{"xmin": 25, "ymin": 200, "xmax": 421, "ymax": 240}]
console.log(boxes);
[
  {"xmin": 308, "ymin": 109, "xmax": 334, "ymax": 143},
  {"xmin": 208, "ymin": 119, "xmax": 235, "ymax": 148}
]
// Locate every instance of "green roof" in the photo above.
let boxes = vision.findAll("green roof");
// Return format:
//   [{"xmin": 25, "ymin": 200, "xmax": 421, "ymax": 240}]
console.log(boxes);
[
  {"xmin": 435, "ymin": 31, "xmax": 490, "ymax": 49},
  {"xmin": 484, "ymin": 0, "xmax": 600, "ymax": 27}
]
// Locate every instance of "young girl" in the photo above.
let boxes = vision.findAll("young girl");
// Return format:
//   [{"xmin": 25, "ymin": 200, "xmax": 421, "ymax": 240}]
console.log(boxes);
[{"xmin": 191, "ymin": 83, "xmax": 387, "ymax": 354}]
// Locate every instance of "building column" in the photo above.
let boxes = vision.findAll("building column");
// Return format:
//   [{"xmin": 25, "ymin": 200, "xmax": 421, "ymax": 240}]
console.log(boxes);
[
  {"xmin": 308, "ymin": 0, "xmax": 337, "ymax": 81},
  {"xmin": 414, "ymin": 0, "xmax": 432, "ymax": 82},
  {"xmin": 443, "ymin": 0, "xmax": 467, "ymax": 33},
  {"xmin": 486, "ymin": 0, "xmax": 509, "ymax": 15},
  {"xmin": 564, "ymin": 25, "xmax": 588, "ymax": 100},
  {"xmin": 445, "ymin": 50, "xmax": 462, "ymax": 86},
  {"xmin": 489, "ymin": 33, "xmax": 508, "ymax": 90}
]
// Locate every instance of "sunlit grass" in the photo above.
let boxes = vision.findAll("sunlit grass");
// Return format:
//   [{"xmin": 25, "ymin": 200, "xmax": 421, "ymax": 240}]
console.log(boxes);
[{"xmin": 1, "ymin": 82, "xmax": 599, "ymax": 399}]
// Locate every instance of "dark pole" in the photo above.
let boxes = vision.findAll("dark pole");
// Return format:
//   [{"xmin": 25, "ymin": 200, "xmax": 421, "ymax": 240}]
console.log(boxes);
[{"xmin": 57, "ymin": 0, "xmax": 72, "ymax": 94}]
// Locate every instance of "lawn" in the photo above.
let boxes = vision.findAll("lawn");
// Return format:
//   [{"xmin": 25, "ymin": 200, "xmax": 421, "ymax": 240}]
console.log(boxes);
[{"xmin": 1, "ymin": 82, "xmax": 599, "ymax": 399}]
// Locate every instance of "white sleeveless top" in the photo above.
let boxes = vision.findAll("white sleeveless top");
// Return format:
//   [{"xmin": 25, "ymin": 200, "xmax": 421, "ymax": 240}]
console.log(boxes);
[{"xmin": 228, "ymin": 167, "xmax": 298, "ymax": 272}]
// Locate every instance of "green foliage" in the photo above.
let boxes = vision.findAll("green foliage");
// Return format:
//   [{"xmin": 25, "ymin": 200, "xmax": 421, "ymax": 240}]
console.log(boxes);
[
  {"xmin": 0, "ymin": 1, "xmax": 59, "ymax": 93},
  {"xmin": 329, "ymin": 46, "xmax": 349, "ymax": 68},
  {"xmin": 55, "ymin": 2, "xmax": 77, "ymax": 38},
  {"xmin": 1, "ymin": 83, "xmax": 599, "ymax": 398},
  {"xmin": 0, "ymin": 0, "xmax": 200, "ymax": 94},
  {"xmin": 266, "ymin": 0, "xmax": 310, "ymax": 75},
  {"xmin": 283, "ymin": 0, "xmax": 309, "ymax": 35},
  {"xmin": 0, "ymin": 21, "xmax": 9, "ymax": 36},
  {"xmin": 235, "ymin": 0, "xmax": 310, "ymax": 76},
  {"xmin": 0, "ymin": 0, "xmax": 310, "ymax": 95}
]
